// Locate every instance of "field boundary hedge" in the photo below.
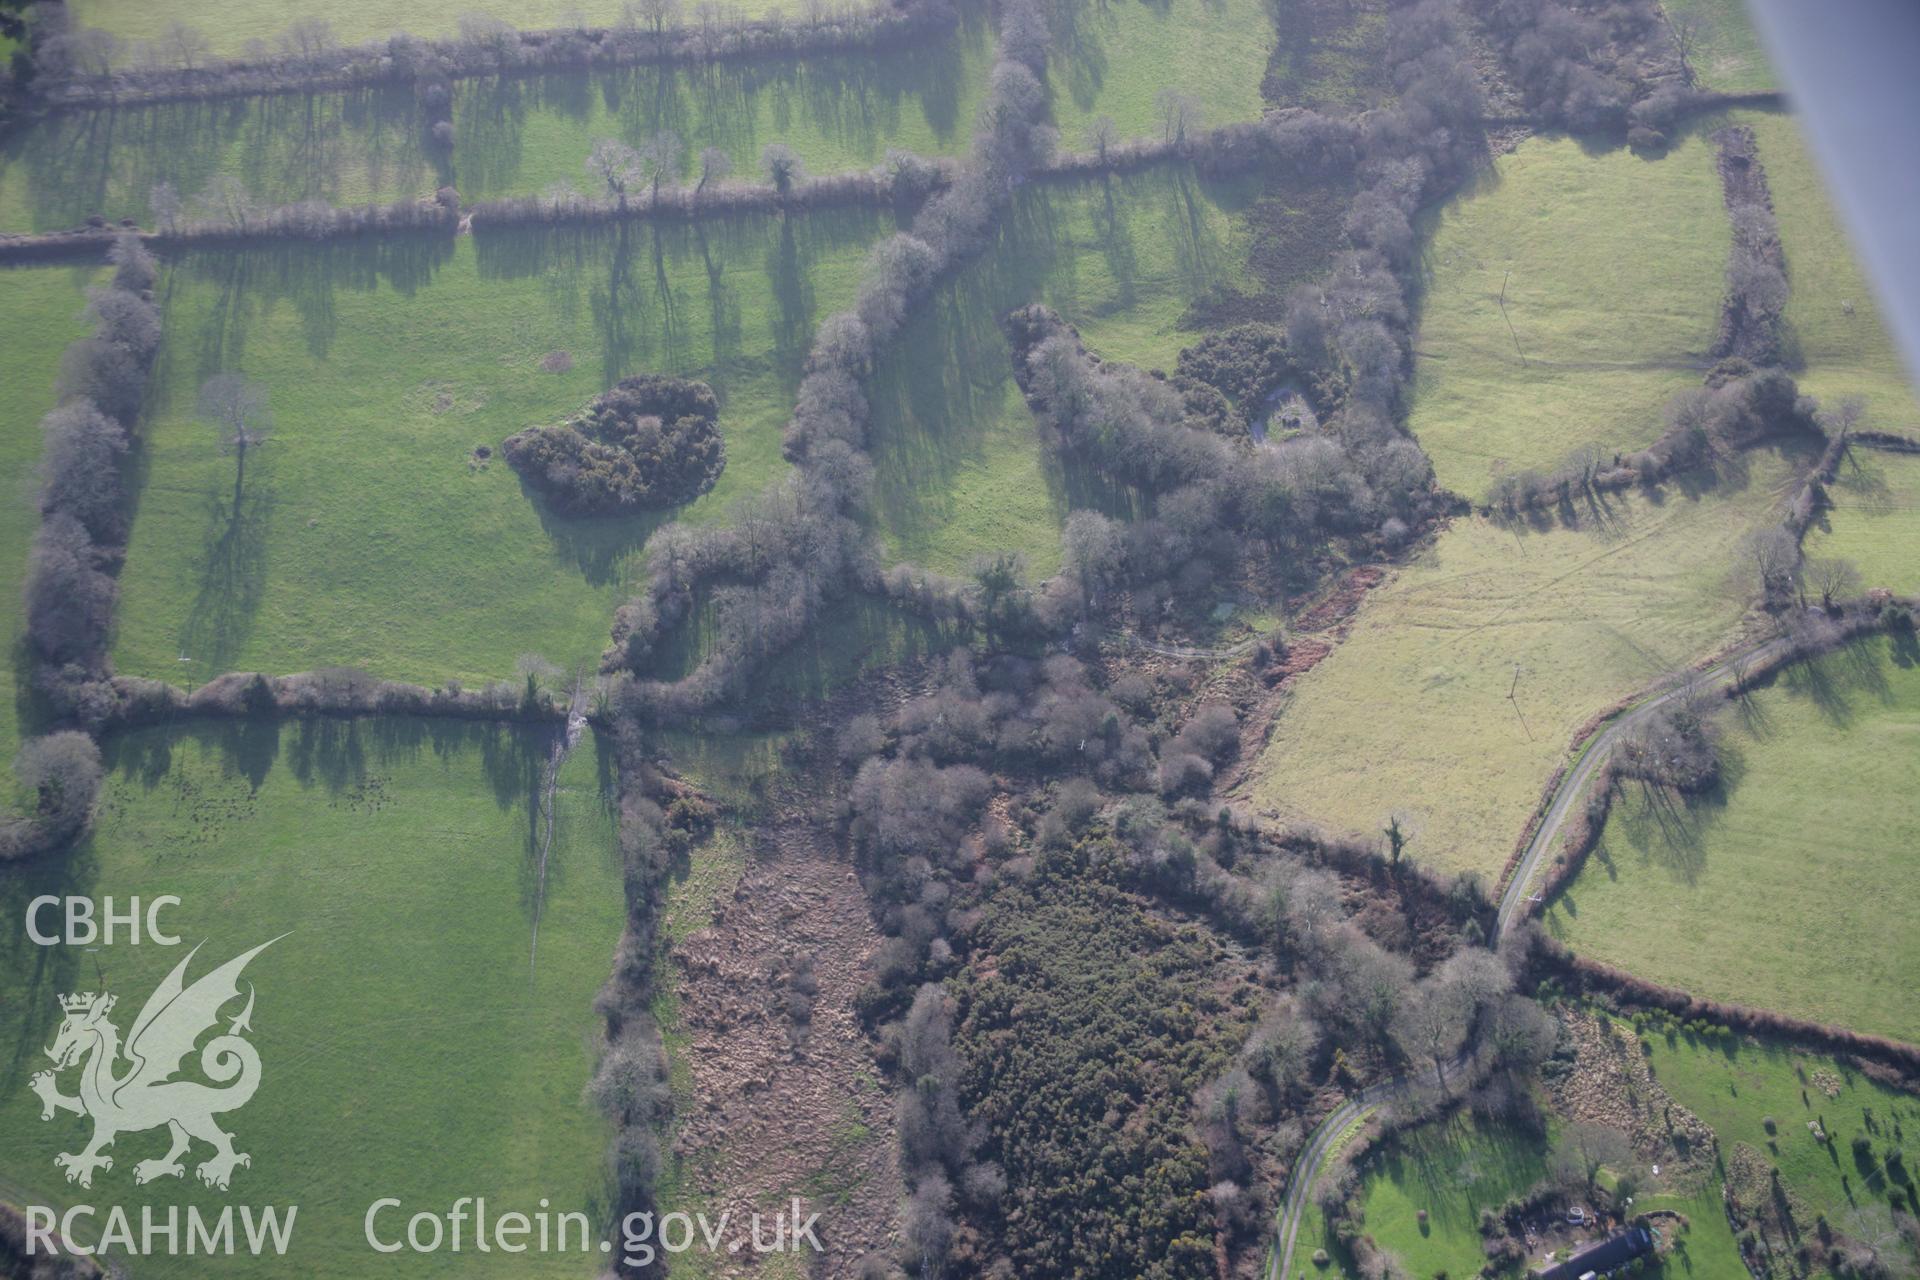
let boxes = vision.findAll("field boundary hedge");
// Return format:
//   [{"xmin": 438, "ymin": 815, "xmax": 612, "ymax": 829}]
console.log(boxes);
[
  {"xmin": 1527, "ymin": 934, "xmax": 1920, "ymax": 1080},
  {"xmin": 33, "ymin": 0, "xmax": 955, "ymax": 109}
]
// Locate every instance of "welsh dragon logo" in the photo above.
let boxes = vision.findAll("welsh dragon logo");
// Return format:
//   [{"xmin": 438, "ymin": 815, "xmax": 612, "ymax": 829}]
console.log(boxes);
[{"xmin": 31, "ymin": 938, "xmax": 282, "ymax": 1191}]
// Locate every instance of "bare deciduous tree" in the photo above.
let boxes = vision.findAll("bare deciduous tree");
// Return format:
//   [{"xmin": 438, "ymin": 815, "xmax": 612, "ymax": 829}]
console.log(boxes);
[
  {"xmin": 624, "ymin": 0, "xmax": 682, "ymax": 36},
  {"xmin": 159, "ymin": 20, "xmax": 210, "ymax": 72},
  {"xmin": 642, "ymin": 130, "xmax": 683, "ymax": 201},
  {"xmin": 761, "ymin": 142, "xmax": 802, "ymax": 196},
  {"xmin": 1550, "ymin": 1121, "xmax": 1632, "ymax": 1191},
  {"xmin": 1806, "ymin": 556, "xmax": 1860, "ymax": 611},
  {"xmin": 695, "ymin": 146, "xmax": 732, "ymax": 195},
  {"xmin": 279, "ymin": 16, "xmax": 337, "ymax": 63},
  {"xmin": 1155, "ymin": 88, "xmax": 1202, "ymax": 146},
  {"xmin": 1663, "ymin": 6, "xmax": 1713, "ymax": 87},
  {"xmin": 1745, "ymin": 525, "xmax": 1801, "ymax": 604},
  {"xmin": 198, "ymin": 374, "xmax": 272, "ymax": 496},
  {"xmin": 193, "ymin": 174, "xmax": 259, "ymax": 231},
  {"xmin": 587, "ymin": 138, "xmax": 645, "ymax": 204},
  {"xmin": 149, "ymin": 180, "xmax": 182, "ymax": 233},
  {"xmin": 1086, "ymin": 115, "xmax": 1119, "ymax": 163}
]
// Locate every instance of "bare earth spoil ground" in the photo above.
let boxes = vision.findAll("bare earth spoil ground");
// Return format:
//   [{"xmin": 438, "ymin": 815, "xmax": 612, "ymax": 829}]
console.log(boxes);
[{"xmin": 670, "ymin": 815, "xmax": 902, "ymax": 1275}]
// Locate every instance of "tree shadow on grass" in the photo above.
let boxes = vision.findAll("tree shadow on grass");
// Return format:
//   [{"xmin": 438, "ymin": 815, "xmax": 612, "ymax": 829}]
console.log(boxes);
[
  {"xmin": 7, "ymin": 86, "xmax": 430, "ymax": 230},
  {"xmin": 1045, "ymin": 0, "xmax": 1114, "ymax": 121},
  {"xmin": 511, "ymin": 468, "xmax": 666, "ymax": 587},
  {"xmin": 0, "ymin": 840, "xmax": 95, "ymax": 1099},
  {"xmin": 1614, "ymin": 745, "xmax": 1744, "ymax": 889},
  {"xmin": 177, "ymin": 456, "xmax": 273, "ymax": 676},
  {"xmin": 1776, "ymin": 640, "xmax": 1880, "ymax": 729}
]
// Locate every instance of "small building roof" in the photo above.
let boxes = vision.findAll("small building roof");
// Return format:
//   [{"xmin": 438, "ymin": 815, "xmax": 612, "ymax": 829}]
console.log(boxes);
[{"xmin": 1531, "ymin": 1226, "xmax": 1654, "ymax": 1280}]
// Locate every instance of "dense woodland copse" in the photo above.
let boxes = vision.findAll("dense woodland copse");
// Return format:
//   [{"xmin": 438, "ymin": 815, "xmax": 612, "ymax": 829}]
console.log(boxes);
[
  {"xmin": 817, "ymin": 628, "xmax": 1533, "ymax": 1275},
  {"xmin": 504, "ymin": 375, "xmax": 726, "ymax": 515}
]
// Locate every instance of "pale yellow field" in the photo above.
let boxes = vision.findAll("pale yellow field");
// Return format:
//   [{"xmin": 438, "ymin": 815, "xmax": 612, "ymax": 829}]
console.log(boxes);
[
  {"xmin": 70, "ymin": 0, "xmax": 797, "ymax": 60},
  {"xmin": 1409, "ymin": 131, "xmax": 1729, "ymax": 504},
  {"xmin": 1243, "ymin": 448, "xmax": 1801, "ymax": 876},
  {"xmin": 1803, "ymin": 447, "xmax": 1920, "ymax": 597},
  {"xmin": 1741, "ymin": 111, "xmax": 1920, "ymax": 433}
]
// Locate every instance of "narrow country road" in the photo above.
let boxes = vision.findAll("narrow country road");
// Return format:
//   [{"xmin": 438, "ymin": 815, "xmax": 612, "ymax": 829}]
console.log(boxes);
[
  {"xmin": 1491, "ymin": 633, "xmax": 1790, "ymax": 935},
  {"xmin": 1268, "ymin": 630, "xmax": 1792, "ymax": 1280}
]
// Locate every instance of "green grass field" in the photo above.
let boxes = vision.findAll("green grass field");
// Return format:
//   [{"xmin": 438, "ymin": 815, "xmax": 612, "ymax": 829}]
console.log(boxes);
[
  {"xmin": 1408, "ymin": 130, "xmax": 1731, "ymax": 505},
  {"xmin": 1290, "ymin": 1108, "xmax": 1748, "ymax": 1280},
  {"xmin": 1246, "ymin": 447, "xmax": 1805, "ymax": 877},
  {"xmin": 1803, "ymin": 448, "xmax": 1920, "ymax": 597},
  {"xmin": 1261, "ymin": 0, "xmax": 1392, "ymax": 112},
  {"xmin": 1663, "ymin": 0, "xmax": 1777, "ymax": 93},
  {"xmin": 648, "ymin": 163, "xmax": 1272, "ymax": 691},
  {"xmin": 1635, "ymin": 1014, "xmax": 1920, "ymax": 1273},
  {"xmin": 0, "ymin": 28, "xmax": 989, "ymax": 234},
  {"xmin": 1740, "ymin": 111, "xmax": 1920, "ymax": 434},
  {"xmin": 1046, "ymin": 0, "xmax": 1272, "ymax": 149},
  {"xmin": 110, "ymin": 208, "xmax": 885, "ymax": 688},
  {"xmin": 0, "ymin": 263, "xmax": 102, "ymax": 785},
  {"xmin": 0, "ymin": 718, "xmax": 623, "ymax": 1276},
  {"xmin": 870, "ymin": 164, "xmax": 1261, "ymax": 577},
  {"xmin": 45, "ymin": 0, "xmax": 1274, "ymax": 225},
  {"xmin": 68, "ymin": 0, "xmax": 811, "ymax": 61},
  {"xmin": 0, "ymin": 89, "xmax": 431, "ymax": 232},
  {"xmin": 1305, "ymin": 1112, "xmax": 1550, "ymax": 1280},
  {"xmin": 1545, "ymin": 633, "xmax": 1920, "ymax": 1044}
]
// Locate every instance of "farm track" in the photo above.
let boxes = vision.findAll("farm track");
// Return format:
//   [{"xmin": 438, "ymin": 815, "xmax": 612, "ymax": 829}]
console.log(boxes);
[{"xmin": 1264, "ymin": 629, "xmax": 1792, "ymax": 1280}]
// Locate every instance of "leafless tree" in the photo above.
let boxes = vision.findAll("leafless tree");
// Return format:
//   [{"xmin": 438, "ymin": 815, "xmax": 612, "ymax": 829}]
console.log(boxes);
[
  {"xmin": 1394, "ymin": 982, "xmax": 1468, "ymax": 1092},
  {"xmin": 149, "ymin": 180, "xmax": 182, "ymax": 233},
  {"xmin": 51, "ymin": 27, "xmax": 122, "ymax": 79},
  {"xmin": 198, "ymin": 374, "xmax": 272, "ymax": 496},
  {"xmin": 1155, "ymin": 88, "xmax": 1202, "ymax": 146},
  {"xmin": 1817, "ymin": 393, "xmax": 1865, "ymax": 445},
  {"xmin": 643, "ymin": 130, "xmax": 683, "ymax": 201},
  {"xmin": 1806, "ymin": 556, "xmax": 1860, "ymax": 611},
  {"xmin": 193, "ymin": 174, "xmax": 259, "ymax": 231},
  {"xmin": 1745, "ymin": 525, "xmax": 1801, "ymax": 604},
  {"xmin": 159, "ymin": 20, "xmax": 211, "ymax": 71},
  {"xmin": 624, "ymin": 0, "xmax": 682, "ymax": 37},
  {"xmin": 1086, "ymin": 115, "xmax": 1119, "ymax": 163},
  {"xmin": 587, "ymin": 138, "xmax": 645, "ymax": 204},
  {"xmin": 695, "ymin": 146, "xmax": 732, "ymax": 195},
  {"xmin": 762, "ymin": 142, "xmax": 803, "ymax": 196},
  {"xmin": 1663, "ymin": 6, "xmax": 1713, "ymax": 87},
  {"xmin": 1060, "ymin": 509, "xmax": 1125, "ymax": 611},
  {"xmin": 456, "ymin": 12, "xmax": 516, "ymax": 55},
  {"xmin": 279, "ymin": 16, "xmax": 337, "ymax": 63},
  {"xmin": 1550, "ymin": 1121, "xmax": 1631, "ymax": 1191}
]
